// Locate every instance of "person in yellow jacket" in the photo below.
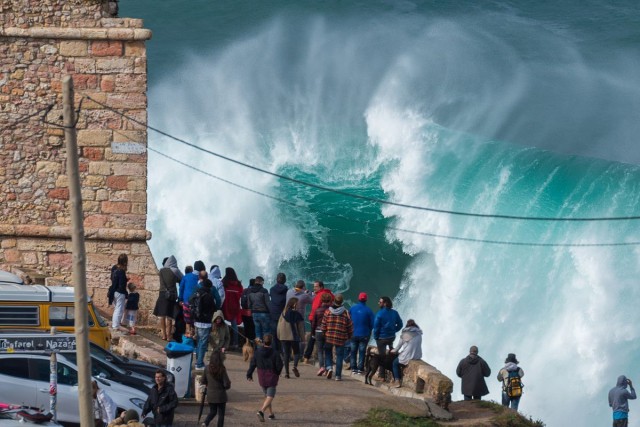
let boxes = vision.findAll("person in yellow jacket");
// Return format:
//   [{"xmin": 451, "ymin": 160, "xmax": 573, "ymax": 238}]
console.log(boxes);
[{"xmin": 108, "ymin": 409, "xmax": 144, "ymax": 427}]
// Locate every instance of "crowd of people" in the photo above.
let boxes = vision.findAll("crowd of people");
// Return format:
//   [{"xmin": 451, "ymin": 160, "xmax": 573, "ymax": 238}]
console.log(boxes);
[{"xmin": 107, "ymin": 254, "xmax": 637, "ymax": 427}]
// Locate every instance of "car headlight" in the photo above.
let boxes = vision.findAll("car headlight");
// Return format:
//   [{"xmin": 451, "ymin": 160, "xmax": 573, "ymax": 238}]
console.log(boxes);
[{"xmin": 130, "ymin": 398, "xmax": 145, "ymax": 409}]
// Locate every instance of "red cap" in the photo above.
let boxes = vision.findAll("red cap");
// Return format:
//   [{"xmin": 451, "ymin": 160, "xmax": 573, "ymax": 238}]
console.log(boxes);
[{"xmin": 358, "ymin": 292, "xmax": 367, "ymax": 301}]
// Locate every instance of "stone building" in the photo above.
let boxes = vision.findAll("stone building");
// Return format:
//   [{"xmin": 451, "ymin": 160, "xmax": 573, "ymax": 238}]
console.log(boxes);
[{"xmin": 0, "ymin": 0, "xmax": 159, "ymax": 323}]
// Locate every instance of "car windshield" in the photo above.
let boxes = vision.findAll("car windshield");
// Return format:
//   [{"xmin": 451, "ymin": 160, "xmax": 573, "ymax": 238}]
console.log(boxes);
[
  {"xmin": 90, "ymin": 344, "xmax": 123, "ymax": 364},
  {"xmin": 63, "ymin": 353, "xmax": 127, "ymax": 376}
]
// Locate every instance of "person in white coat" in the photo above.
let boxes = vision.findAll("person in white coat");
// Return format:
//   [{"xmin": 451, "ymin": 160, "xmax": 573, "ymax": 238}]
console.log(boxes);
[
  {"xmin": 92, "ymin": 380, "xmax": 116, "ymax": 426},
  {"xmin": 391, "ymin": 319, "xmax": 423, "ymax": 388}
]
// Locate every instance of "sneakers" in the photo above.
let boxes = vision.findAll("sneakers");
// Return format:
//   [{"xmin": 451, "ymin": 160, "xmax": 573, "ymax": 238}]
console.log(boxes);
[
  {"xmin": 351, "ymin": 370, "xmax": 358, "ymax": 375},
  {"xmin": 257, "ymin": 410, "xmax": 265, "ymax": 422},
  {"xmin": 326, "ymin": 369, "xmax": 333, "ymax": 380},
  {"xmin": 317, "ymin": 367, "xmax": 326, "ymax": 376},
  {"xmin": 284, "ymin": 374, "xmax": 290, "ymax": 379},
  {"xmin": 195, "ymin": 365, "xmax": 205, "ymax": 370},
  {"xmin": 335, "ymin": 377, "xmax": 342, "ymax": 381},
  {"xmin": 268, "ymin": 414, "xmax": 276, "ymax": 420},
  {"xmin": 292, "ymin": 367, "xmax": 300, "ymax": 378}
]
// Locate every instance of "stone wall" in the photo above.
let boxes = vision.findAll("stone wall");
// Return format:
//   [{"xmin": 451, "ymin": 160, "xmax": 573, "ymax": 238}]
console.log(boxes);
[{"xmin": 0, "ymin": 0, "xmax": 158, "ymax": 323}]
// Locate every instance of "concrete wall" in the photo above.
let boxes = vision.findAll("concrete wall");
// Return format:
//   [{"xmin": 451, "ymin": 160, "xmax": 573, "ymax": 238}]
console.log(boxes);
[{"xmin": 0, "ymin": 0, "xmax": 158, "ymax": 323}]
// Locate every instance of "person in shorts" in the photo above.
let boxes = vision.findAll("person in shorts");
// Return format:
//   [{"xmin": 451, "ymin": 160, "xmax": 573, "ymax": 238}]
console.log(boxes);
[{"xmin": 246, "ymin": 334, "xmax": 283, "ymax": 422}]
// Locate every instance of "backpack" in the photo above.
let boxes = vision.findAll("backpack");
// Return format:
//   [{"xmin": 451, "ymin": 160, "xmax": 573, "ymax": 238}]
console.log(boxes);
[
  {"xmin": 505, "ymin": 370, "xmax": 523, "ymax": 398},
  {"xmin": 189, "ymin": 289, "xmax": 206, "ymax": 321}
]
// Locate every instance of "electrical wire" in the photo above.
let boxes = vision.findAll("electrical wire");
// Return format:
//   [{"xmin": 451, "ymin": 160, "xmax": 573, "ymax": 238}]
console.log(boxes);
[
  {"xmin": 82, "ymin": 93, "xmax": 640, "ymax": 223},
  {"xmin": 148, "ymin": 146, "xmax": 640, "ymax": 247},
  {"xmin": 0, "ymin": 104, "xmax": 54, "ymax": 133}
]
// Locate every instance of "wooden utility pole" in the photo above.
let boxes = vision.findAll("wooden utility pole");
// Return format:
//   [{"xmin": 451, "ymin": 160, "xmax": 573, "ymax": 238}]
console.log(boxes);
[{"xmin": 62, "ymin": 76, "xmax": 95, "ymax": 427}]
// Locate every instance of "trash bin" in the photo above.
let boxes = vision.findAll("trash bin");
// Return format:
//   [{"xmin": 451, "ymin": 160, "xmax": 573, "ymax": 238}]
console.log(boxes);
[{"xmin": 165, "ymin": 339, "xmax": 194, "ymax": 398}]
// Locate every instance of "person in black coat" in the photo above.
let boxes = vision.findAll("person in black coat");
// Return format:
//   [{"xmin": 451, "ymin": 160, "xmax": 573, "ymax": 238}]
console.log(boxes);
[
  {"xmin": 268, "ymin": 273, "xmax": 288, "ymax": 352},
  {"xmin": 142, "ymin": 370, "xmax": 179, "ymax": 426},
  {"xmin": 456, "ymin": 345, "xmax": 491, "ymax": 400}
]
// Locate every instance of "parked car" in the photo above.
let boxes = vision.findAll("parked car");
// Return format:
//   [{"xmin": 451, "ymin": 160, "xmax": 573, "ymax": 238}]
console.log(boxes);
[
  {"xmin": 89, "ymin": 341, "xmax": 174, "ymax": 385},
  {"xmin": 0, "ymin": 353, "xmax": 148, "ymax": 425},
  {"xmin": 61, "ymin": 352, "xmax": 154, "ymax": 393}
]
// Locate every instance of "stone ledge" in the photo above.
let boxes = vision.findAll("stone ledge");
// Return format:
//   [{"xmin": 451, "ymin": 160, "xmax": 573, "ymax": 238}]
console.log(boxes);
[
  {"xmin": 0, "ymin": 223, "xmax": 152, "ymax": 241},
  {"xmin": 0, "ymin": 27, "xmax": 152, "ymax": 41}
]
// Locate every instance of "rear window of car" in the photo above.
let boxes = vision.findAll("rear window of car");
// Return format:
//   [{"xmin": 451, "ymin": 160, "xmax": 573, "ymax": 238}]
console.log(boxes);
[{"xmin": 0, "ymin": 306, "xmax": 39, "ymax": 326}]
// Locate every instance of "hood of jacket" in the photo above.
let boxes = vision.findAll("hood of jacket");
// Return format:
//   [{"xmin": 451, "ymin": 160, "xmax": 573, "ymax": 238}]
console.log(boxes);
[
  {"xmin": 466, "ymin": 353, "xmax": 480, "ymax": 365},
  {"xmin": 164, "ymin": 255, "xmax": 183, "ymax": 280},
  {"xmin": 328, "ymin": 305, "xmax": 346, "ymax": 315},
  {"xmin": 503, "ymin": 362, "xmax": 519, "ymax": 372},
  {"xmin": 617, "ymin": 375, "xmax": 629, "ymax": 388},
  {"xmin": 400, "ymin": 326, "xmax": 422, "ymax": 342},
  {"xmin": 271, "ymin": 283, "xmax": 288, "ymax": 296},
  {"xmin": 249, "ymin": 283, "xmax": 264, "ymax": 293},
  {"xmin": 210, "ymin": 266, "xmax": 222, "ymax": 279},
  {"xmin": 212, "ymin": 310, "xmax": 224, "ymax": 323}
]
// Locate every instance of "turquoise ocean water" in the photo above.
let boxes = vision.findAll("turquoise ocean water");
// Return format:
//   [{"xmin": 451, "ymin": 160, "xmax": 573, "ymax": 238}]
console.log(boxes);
[{"xmin": 122, "ymin": 2, "xmax": 640, "ymax": 425}]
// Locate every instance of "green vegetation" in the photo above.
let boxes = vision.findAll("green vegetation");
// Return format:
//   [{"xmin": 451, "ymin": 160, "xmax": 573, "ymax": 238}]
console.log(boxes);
[
  {"xmin": 476, "ymin": 401, "xmax": 546, "ymax": 427},
  {"xmin": 353, "ymin": 403, "xmax": 545, "ymax": 427},
  {"xmin": 353, "ymin": 408, "xmax": 440, "ymax": 427}
]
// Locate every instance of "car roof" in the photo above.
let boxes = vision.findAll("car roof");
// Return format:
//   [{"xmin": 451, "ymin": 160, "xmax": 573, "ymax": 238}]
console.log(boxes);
[
  {"xmin": 0, "ymin": 271, "xmax": 23, "ymax": 286},
  {"xmin": 0, "ymin": 284, "xmax": 90, "ymax": 303}
]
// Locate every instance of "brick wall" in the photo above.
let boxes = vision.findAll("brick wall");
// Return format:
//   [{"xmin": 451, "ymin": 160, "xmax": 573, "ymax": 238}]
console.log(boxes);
[{"xmin": 0, "ymin": 0, "xmax": 159, "ymax": 323}]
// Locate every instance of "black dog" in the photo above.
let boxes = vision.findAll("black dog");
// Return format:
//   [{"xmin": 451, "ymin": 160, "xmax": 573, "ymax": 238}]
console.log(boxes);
[{"xmin": 364, "ymin": 346, "xmax": 398, "ymax": 385}]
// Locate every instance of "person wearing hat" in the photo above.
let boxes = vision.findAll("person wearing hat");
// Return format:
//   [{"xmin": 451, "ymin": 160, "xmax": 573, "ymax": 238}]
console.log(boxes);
[
  {"xmin": 456, "ymin": 345, "xmax": 491, "ymax": 400},
  {"xmin": 108, "ymin": 409, "xmax": 144, "ymax": 427},
  {"xmin": 497, "ymin": 353, "xmax": 525, "ymax": 410},
  {"xmin": 320, "ymin": 293, "xmax": 354, "ymax": 381},
  {"xmin": 349, "ymin": 292, "xmax": 375, "ymax": 374}
]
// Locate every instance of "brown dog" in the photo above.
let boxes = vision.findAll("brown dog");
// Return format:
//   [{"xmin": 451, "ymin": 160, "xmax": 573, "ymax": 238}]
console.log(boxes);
[
  {"xmin": 242, "ymin": 339, "xmax": 256, "ymax": 362},
  {"xmin": 364, "ymin": 346, "xmax": 398, "ymax": 385}
]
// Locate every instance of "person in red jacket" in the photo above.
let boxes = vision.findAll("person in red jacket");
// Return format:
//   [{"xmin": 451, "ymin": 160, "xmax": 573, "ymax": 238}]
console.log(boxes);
[
  {"xmin": 303, "ymin": 280, "xmax": 334, "ymax": 363},
  {"xmin": 221, "ymin": 267, "xmax": 243, "ymax": 351}
]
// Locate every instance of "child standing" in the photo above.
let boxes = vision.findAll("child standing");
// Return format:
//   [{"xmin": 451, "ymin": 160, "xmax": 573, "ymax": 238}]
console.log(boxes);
[{"xmin": 124, "ymin": 282, "xmax": 139, "ymax": 335}]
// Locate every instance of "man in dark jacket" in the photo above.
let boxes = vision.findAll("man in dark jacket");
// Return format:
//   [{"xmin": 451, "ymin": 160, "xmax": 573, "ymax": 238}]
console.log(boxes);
[
  {"xmin": 609, "ymin": 375, "xmax": 636, "ymax": 427},
  {"xmin": 268, "ymin": 273, "xmax": 288, "ymax": 351},
  {"xmin": 456, "ymin": 345, "xmax": 491, "ymax": 400},
  {"xmin": 142, "ymin": 370, "xmax": 179, "ymax": 426},
  {"xmin": 248, "ymin": 276, "xmax": 271, "ymax": 341},
  {"xmin": 191, "ymin": 279, "xmax": 216, "ymax": 369}
]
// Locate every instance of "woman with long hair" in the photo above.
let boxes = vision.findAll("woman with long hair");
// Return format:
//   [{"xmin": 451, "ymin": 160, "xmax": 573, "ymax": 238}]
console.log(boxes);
[
  {"xmin": 200, "ymin": 350, "xmax": 231, "ymax": 427},
  {"xmin": 276, "ymin": 297, "xmax": 305, "ymax": 378},
  {"xmin": 246, "ymin": 334, "xmax": 283, "ymax": 422},
  {"xmin": 391, "ymin": 319, "xmax": 423, "ymax": 388},
  {"xmin": 221, "ymin": 267, "xmax": 243, "ymax": 350},
  {"xmin": 110, "ymin": 254, "xmax": 129, "ymax": 331}
]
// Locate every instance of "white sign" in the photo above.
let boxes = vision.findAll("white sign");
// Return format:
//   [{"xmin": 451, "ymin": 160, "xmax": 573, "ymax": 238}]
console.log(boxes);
[{"xmin": 111, "ymin": 142, "xmax": 147, "ymax": 155}]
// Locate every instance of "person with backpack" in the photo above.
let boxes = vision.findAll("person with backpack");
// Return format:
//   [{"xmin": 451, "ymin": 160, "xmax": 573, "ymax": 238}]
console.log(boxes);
[
  {"xmin": 276, "ymin": 297, "xmax": 305, "ymax": 379},
  {"xmin": 456, "ymin": 345, "xmax": 491, "ymax": 400},
  {"xmin": 609, "ymin": 375, "xmax": 636, "ymax": 427},
  {"xmin": 248, "ymin": 276, "xmax": 271, "ymax": 341},
  {"xmin": 497, "ymin": 353, "xmax": 524, "ymax": 410},
  {"xmin": 268, "ymin": 273, "xmax": 288, "ymax": 352},
  {"xmin": 191, "ymin": 278, "xmax": 216, "ymax": 370}
]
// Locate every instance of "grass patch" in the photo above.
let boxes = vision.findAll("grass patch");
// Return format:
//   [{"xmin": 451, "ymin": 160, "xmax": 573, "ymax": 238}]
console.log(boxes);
[
  {"xmin": 474, "ymin": 401, "xmax": 545, "ymax": 427},
  {"xmin": 353, "ymin": 408, "xmax": 441, "ymax": 427}
]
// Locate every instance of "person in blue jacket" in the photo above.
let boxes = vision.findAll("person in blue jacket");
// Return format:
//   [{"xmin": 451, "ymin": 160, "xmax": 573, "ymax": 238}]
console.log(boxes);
[
  {"xmin": 178, "ymin": 261, "xmax": 202, "ymax": 337},
  {"xmin": 349, "ymin": 292, "xmax": 374, "ymax": 374},
  {"xmin": 372, "ymin": 296, "xmax": 402, "ymax": 380}
]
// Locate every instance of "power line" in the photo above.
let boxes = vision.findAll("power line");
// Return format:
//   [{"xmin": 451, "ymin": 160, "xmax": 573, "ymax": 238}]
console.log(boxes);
[
  {"xmin": 148, "ymin": 145, "xmax": 640, "ymax": 247},
  {"xmin": 83, "ymin": 93, "xmax": 640, "ymax": 222},
  {"xmin": 0, "ymin": 104, "xmax": 54, "ymax": 133}
]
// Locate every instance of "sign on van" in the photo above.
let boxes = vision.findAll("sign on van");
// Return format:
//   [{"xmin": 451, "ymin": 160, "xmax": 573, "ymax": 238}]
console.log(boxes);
[{"xmin": 0, "ymin": 335, "xmax": 76, "ymax": 352}]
